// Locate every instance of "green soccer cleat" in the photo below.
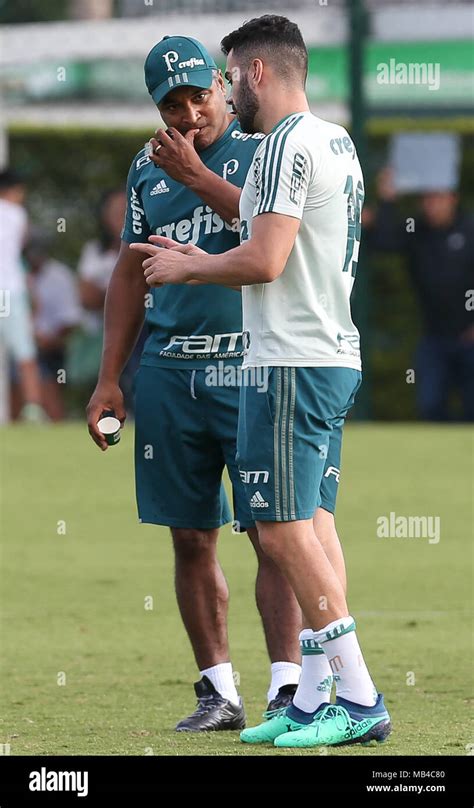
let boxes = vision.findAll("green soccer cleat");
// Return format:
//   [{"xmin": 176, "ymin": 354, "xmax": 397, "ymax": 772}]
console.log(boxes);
[
  {"xmin": 240, "ymin": 708, "xmax": 310, "ymax": 745},
  {"xmin": 274, "ymin": 694, "xmax": 392, "ymax": 748}
]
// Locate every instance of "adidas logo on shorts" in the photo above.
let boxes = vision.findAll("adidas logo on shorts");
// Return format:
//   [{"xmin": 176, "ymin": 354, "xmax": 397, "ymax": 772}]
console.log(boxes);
[
  {"xmin": 250, "ymin": 491, "xmax": 269, "ymax": 508},
  {"xmin": 150, "ymin": 180, "xmax": 170, "ymax": 195}
]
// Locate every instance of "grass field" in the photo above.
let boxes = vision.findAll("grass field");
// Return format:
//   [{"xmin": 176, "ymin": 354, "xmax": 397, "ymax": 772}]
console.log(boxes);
[{"xmin": 0, "ymin": 423, "xmax": 472, "ymax": 757}]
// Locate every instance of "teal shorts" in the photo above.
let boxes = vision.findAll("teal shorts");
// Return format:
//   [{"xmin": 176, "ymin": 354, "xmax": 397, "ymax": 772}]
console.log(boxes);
[
  {"xmin": 236, "ymin": 366, "xmax": 361, "ymax": 522},
  {"xmin": 134, "ymin": 365, "xmax": 254, "ymax": 531}
]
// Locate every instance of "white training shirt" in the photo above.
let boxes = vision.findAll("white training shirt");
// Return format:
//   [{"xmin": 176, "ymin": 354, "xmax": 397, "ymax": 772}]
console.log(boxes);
[
  {"xmin": 31, "ymin": 259, "xmax": 81, "ymax": 338},
  {"xmin": 0, "ymin": 199, "xmax": 28, "ymax": 295},
  {"xmin": 239, "ymin": 111, "xmax": 363, "ymax": 371},
  {"xmin": 77, "ymin": 240, "xmax": 118, "ymax": 334}
]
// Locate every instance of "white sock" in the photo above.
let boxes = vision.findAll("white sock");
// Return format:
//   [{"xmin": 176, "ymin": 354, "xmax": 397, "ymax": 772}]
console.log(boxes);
[
  {"xmin": 313, "ymin": 616, "xmax": 378, "ymax": 707},
  {"xmin": 200, "ymin": 663, "xmax": 240, "ymax": 706},
  {"xmin": 267, "ymin": 661, "xmax": 301, "ymax": 702},
  {"xmin": 292, "ymin": 630, "xmax": 333, "ymax": 714}
]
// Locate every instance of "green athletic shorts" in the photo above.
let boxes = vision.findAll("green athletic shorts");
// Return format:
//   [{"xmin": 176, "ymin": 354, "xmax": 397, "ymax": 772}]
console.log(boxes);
[
  {"xmin": 236, "ymin": 366, "xmax": 361, "ymax": 522},
  {"xmin": 134, "ymin": 365, "xmax": 254, "ymax": 531}
]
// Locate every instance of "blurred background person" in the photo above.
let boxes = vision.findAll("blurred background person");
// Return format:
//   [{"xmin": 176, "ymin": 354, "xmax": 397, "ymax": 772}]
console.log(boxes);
[
  {"xmin": 0, "ymin": 169, "xmax": 46, "ymax": 423},
  {"xmin": 364, "ymin": 168, "xmax": 474, "ymax": 422},
  {"xmin": 78, "ymin": 188, "xmax": 126, "ymax": 336},
  {"xmin": 24, "ymin": 231, "xmax": 81, "ymax": 421},
  {"xmin": 73, "ymin": 188, "xmax": 146, "ymax": 413}
]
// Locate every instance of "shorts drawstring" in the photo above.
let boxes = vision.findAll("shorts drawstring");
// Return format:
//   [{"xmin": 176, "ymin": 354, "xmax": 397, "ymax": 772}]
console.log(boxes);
[{"xmin": 190, "ymin": 370, "xmax": 197, "ymax": 400}]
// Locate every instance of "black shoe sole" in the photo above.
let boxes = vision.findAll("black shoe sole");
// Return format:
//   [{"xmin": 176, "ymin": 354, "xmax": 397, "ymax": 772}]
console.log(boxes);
[
  {"xmin": 331, "ymin": 720, "xmax": 392, "ymax": 747},
  {"xmin": 175, "ymin": 716, "xmax": 246, "ymax": 733}
]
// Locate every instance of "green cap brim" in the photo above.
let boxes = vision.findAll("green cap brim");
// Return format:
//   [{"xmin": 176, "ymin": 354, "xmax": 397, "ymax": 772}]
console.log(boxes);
[{"xmin": 151, "ymin": 67, "xmax": 214, "ymax": 105}]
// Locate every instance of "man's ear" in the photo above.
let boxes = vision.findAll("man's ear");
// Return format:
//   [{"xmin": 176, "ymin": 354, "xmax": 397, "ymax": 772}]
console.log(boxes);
[
  {"xmin": 215, "ymin": 70, "xmax": 227, "ymax": 95},
  {"xmin": 250, "ymin": 58, "xmax": 264, "ymax": 88}
]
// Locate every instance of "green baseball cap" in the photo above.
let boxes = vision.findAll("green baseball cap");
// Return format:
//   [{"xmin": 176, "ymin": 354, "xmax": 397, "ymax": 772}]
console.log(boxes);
[{"xmin": 144, "ymin": 35, "xmax": 217, "ymax": 106}]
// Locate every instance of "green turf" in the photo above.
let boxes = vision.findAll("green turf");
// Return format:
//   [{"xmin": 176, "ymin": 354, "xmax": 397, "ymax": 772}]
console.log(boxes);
[{"xmin": 0, "ymin": 423, "xmax": 472, "ymax": 756}]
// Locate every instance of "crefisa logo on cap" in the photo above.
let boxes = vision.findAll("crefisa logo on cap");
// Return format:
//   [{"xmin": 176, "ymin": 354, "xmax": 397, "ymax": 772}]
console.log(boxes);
[{"xmin": 163, "ymin": 50, "xmax": 206, "ymax": 73}]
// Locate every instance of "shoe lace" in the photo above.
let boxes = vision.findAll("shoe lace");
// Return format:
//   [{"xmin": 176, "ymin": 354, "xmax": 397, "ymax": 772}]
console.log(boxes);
[
  {"xmin": 263, "ymin": 706, "xmax": 287, "ymax": 720},
  {"xmin": 194, "ymin": 694, "xmax": 224, "ymax": 717},
  {"xmin": 313, "ymin": 704, "xmax": 352, "ymax": 734}
]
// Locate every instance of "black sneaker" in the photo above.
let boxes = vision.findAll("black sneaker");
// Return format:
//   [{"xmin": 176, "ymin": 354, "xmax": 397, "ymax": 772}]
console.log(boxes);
[
  {"xmin": 175, "ymin": 676, "xmax": 246, "ymax": 732},
  {"xmin": 264, "ymin": 683, "xmax": 298, "ymax": 719}
]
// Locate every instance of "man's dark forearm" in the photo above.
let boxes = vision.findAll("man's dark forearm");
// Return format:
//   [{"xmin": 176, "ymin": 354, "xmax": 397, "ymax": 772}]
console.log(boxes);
[
  {"xmin": 188, "ymin": 166, "xmax": 241, "ymax": 227},
  {"xmin": 98, "ymin": 265, "xmax": 147, "ymax": 384}
]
